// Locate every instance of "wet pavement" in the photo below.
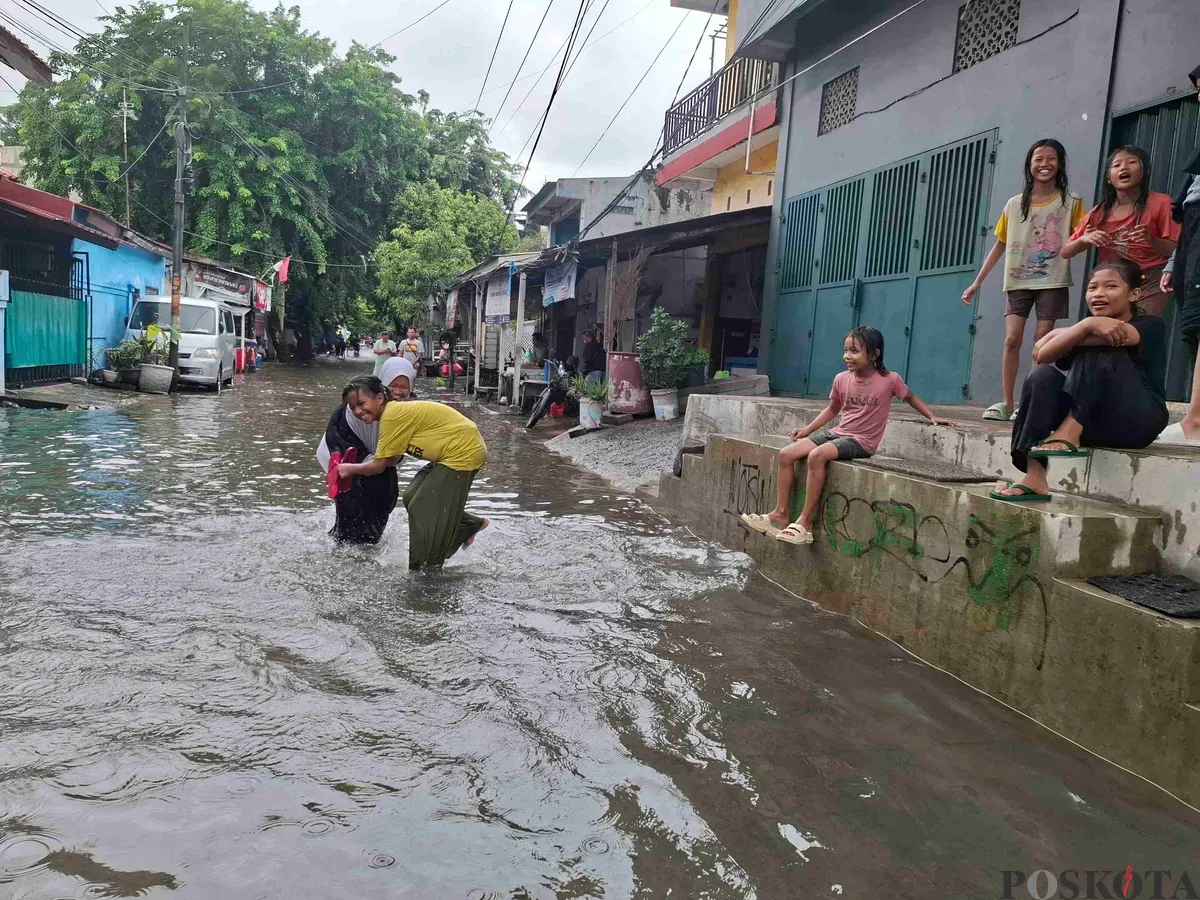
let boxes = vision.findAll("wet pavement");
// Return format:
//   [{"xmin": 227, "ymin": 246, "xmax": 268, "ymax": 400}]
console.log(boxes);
[{"xmin": 0, "ymin": 359, "xmax": 1196, "ymax": 900}]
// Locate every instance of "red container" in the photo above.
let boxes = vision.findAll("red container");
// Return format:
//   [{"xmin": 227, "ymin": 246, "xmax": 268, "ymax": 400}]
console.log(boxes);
[
  {"xmin": 606, "ymin": 351, "xmax": 651, "ymax": 415},
  {"xmin": 235, "ymin": 347, "xmax": 245, "ymax": 372}
]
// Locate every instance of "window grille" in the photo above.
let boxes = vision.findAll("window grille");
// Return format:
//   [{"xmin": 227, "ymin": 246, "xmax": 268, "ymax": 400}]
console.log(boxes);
[
  {"xmin": 953, "ymin": 0, "xmax": 1020, "ymax": 73},
  {"xmin": 818, "ymin": 67, "xmax": 859, "ymax": 136}
]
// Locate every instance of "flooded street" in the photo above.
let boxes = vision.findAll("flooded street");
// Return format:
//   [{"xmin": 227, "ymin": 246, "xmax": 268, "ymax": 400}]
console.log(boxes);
[{"xmin": 0, "ymin": 361, "xmax": 1197, "ymax": 899}]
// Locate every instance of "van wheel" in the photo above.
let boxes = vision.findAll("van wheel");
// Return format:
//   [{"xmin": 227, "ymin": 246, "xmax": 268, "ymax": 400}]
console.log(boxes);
[{"xmin": 214, "ymin": 367, "xmax": 223, "ymax": 393}]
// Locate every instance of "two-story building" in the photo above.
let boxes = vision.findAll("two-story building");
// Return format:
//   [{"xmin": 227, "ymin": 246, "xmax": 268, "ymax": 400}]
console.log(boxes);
[{"xmin": 715, "ymin": 0, "xmax": 1198, "ymax": 404}]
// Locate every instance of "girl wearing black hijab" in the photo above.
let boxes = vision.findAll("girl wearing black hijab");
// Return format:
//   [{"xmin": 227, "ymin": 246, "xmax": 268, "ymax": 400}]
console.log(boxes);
[
  {"xmin": 1157, "ymin": 64, "xmax": 1200, "ymax": 444},
  {"xmin": 317, "ymin": 376, "xmax": 401, "ymax": 543}
]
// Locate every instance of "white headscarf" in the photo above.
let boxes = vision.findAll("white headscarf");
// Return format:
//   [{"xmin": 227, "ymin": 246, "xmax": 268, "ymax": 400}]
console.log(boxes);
[{"xmin": 379, "ymin": 357, "xmax": 416, "ymax": 393}]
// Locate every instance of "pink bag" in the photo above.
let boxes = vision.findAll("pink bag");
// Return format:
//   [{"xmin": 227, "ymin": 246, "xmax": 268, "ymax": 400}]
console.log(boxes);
[{"xmin": 326, "ymin": 447, "xmax": 357, "ymax": 498}]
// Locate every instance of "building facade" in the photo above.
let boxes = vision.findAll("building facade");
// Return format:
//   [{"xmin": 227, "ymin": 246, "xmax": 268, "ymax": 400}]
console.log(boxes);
[
  {"xmin": 523, "ymin": 171, "xmax": 713, "ymax": 246},
  {"xmin": 729, "ymin": 0, "xmax": 1199, "ymax": 403}
]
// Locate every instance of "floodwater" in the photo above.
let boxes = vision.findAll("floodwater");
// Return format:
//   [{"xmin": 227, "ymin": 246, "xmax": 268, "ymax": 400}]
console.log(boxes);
[{"xmin": 0, "ymin": 361, "xmax": 1196, "ymax": 900}]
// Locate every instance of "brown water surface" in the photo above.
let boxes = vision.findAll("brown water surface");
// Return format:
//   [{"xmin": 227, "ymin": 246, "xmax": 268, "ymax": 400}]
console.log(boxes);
[{"xmin": 0, "ymin": 360, "xmax": 1195, "ymax": 899}]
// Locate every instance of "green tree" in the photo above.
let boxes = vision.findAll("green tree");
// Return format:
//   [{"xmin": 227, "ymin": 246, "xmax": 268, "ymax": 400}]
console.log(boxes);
[
  {"xmin": 375, "ymin": 180, "xmax": 517, "ymax": 326},
  {"xmin": 3, "ymin": 0, "xmax": 520, "ymax": 337}
]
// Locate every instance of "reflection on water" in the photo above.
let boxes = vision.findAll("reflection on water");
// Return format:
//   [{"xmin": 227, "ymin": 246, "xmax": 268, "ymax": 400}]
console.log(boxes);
[{"xmin": 0, "ymin": 362, "xmax": 759, "ymax": 898}]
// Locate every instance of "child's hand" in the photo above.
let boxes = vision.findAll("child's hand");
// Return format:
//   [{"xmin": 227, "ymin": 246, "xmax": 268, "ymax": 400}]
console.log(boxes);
[
  {"xmin": 932, "ymin": 417, "xmax": 962, "ymax": 427},
  {"xmin": 1161, "ymin": 271, "xmax": 1174, "ymax": 294},
  {"xmin": 336, "ymin": 463, "xmax": 354, "ymax": 479},
  {"xmin": 1089, "ymin": 317, "xmax": 1128, "ymax": 346},
  {"xmin": 961, "ymin": 283, "xmax": 980, "ymax": 305},
  {"xmin": 790, "ymin": 427, "xmax": 808, "ymax": 441},
  {"xmin": 1077, "ymin": 229, "xmax": 1111, "ymax": 248}
]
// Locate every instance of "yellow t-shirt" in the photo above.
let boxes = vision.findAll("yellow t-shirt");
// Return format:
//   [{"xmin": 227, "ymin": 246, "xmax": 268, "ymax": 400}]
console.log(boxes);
[
  {"xmin": 993, "ymin": 192, "xmax": 1086, "ymax": 291},
  {"xmin": 376, "ymin": 401, "xmax": 487, "ymax": 471}
]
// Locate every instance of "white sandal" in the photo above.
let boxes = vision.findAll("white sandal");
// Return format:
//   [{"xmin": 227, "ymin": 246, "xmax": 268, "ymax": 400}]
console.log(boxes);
[
  {"xmin": 740, "ymin": 513, "xmax": 780, "ymax": 536},
  {"xmin": 982, "ymin": 402, "xmax": 1011, "ymax": 421},
  {"xmin": 776, "ymin": 522, "xmax": 814, "ymax": 545}
]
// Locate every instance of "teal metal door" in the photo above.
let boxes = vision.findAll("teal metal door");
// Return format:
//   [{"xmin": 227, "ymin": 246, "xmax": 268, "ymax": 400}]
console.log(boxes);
[
  {"xmin": 769, "ymin": 194, "xmax": 819, "ymax": 394},
  {"xmin": 1111, "ymin": 94, "xmax": 1200, "ymax": 401},
  {"xmin": 807, "ymin": 179, "xmax": 865, "ymax": 397},
  {"xmin": 906, "ymin": 134, "xmax": 994, "ymax": 402},
  {"xmin": 772, "ymin": 131, "xmax": 996, "ymax": 402}
]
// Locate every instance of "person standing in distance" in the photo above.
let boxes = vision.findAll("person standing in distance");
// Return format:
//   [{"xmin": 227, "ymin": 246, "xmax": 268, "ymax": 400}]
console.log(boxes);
[{"xmin": 372, "ymin": 330, "xmax": 397, "ymax": 377}]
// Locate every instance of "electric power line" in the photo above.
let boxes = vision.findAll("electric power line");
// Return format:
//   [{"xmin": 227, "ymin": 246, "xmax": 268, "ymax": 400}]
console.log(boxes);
[
  {"xmin": 472, "ymin": 0, "xmax": 515, "ymax": 115},
  {"xmin": 370, "ymin": 0, "xmax": 455, "ymax": 49},
  {"xmin": 568, "ymin": 11, "xmax": 691, "ymax": 177},
  {"xmin": 489, "ymin": 0, "xmax": 556, "ymax": 134},
  {"xmin": 12, "ymin": 0, "xmax": 179, "ymax": 89},
  {"xmin": 122, "ymin": 116, "xmax": 167, "ymax": 176},
  {"xmin": 215, "ymin": 109, "xmax": 380, "ymax": 252}
]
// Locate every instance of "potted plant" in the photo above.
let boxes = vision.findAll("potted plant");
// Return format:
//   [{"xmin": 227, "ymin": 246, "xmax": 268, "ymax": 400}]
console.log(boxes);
[
  {"xmin": 101, "ymin": 348, "xmax": 121, "ymax": 385},
  {"xmin": 568, "ymin": 375, "xmax": 611, "ymax": 430},
  {"xmin": 137, "ymin": 324, "xmax": 178, "ymax": 394},
  {"xmin": 112, "ymin": 340, "xmax": 145, "ymax": 384},
  {"xmin": 681, "ymin": 347, "xmax": 710, "ymax": 388},
  {"xmin": 635, "ymin": 307, "xmax": 691, "ymax": 421}
]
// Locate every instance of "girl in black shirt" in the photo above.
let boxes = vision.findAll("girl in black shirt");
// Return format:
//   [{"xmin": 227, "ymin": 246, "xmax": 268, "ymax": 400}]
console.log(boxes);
[{"xmin": 993, "ymin": 259, "xmax": 1168, "ymax": 502}]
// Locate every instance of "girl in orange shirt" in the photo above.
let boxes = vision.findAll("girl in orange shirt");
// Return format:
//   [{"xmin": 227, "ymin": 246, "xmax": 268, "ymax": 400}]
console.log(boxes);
[{"xmin": 1062, "ymin": 145, "xmax": 1180, "ymax": 317}]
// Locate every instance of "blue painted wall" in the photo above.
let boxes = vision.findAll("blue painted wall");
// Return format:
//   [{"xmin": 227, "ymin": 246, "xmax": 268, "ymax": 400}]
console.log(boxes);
[{"xmin": 74, "ymin": 239, "xmax": 167, "ymax": 370}]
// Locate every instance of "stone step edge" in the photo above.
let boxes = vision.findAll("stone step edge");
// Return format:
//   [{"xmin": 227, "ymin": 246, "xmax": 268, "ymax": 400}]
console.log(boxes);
[{"xmin": 704, "ymin": 433, "xmax": 1164, "ymax": 523}]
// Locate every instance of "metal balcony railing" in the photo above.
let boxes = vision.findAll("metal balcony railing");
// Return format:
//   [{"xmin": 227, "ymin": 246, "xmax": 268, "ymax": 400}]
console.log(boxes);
[{"xmin": 662, "ymin": 57, "xmax": 778, "ymax": 158}]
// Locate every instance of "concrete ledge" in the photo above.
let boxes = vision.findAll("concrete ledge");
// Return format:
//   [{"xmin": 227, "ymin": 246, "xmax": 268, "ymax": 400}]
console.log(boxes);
[
  {"xmin": 654, "ymin": 432, "xmax": 1200, "ymax": 805},
  {"xmin": 679, "ymin": 394, "xmax": 1200, "ymax": 577}
]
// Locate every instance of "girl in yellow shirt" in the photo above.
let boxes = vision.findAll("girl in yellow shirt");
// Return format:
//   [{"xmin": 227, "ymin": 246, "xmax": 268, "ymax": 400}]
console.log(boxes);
[{"xmin": 337, "ymin": 384, "xmax": 488, "ymax": 569}]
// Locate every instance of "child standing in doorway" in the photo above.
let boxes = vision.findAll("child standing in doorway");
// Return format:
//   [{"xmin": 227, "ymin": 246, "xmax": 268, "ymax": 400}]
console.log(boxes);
[
  {"xmin": 962, "ymin": 139, "xmax": 1086, "ymax": 422},
  {"xmin": 741, "ymin": 327, "xmax": 958, "ymax": 546},
  {"xmin": 1061, "ymin": 145, "xmax": 1179, "ymax": 317}
]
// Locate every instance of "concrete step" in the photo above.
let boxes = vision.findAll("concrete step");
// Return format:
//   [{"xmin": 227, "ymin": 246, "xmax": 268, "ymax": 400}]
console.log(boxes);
[
  {"xmin": 652, "ymin": 436, "xmax": 1200, "ymax": 805},
  {"xmin": 686, "ymin": 434, "xmax": 1163, "ymax": 582},
  {"xmin": 679, "ymin": 394, "xmax": 1200, "ymax": 578}
]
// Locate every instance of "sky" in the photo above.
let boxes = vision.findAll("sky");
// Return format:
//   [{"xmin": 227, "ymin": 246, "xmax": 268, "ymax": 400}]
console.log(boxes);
[{"xmin": 0, "ymin": 0, "xmax": 725, "ymax": 193}]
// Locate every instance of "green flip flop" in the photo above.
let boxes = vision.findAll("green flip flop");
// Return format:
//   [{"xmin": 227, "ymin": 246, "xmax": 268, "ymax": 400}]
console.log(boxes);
[
  {"xmin": 1028, "ymin": 439, "xmax": 1091, "ymax": 459},
  {"xmin": 989, "ymin": 484, "xmax": 1052, "ymax": 503}
]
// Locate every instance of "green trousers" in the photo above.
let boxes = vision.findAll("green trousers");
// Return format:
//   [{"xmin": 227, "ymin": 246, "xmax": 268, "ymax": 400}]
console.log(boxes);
[{"xmin": 402, "ymin": 463, "xmax": 485, "ymax": 569}]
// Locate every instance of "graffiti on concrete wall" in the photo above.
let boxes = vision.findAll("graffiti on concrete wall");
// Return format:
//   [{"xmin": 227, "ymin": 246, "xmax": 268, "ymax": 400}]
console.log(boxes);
[
  {"xmin": 724, "ymin": 457, "xmax": 1048, "ymax": 666},
  {"xmin": 723, "ymin": 459, "xmax": 771, "ymax": 518}
]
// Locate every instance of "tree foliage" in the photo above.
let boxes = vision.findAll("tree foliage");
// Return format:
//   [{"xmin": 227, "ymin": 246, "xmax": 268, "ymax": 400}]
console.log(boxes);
[
  {"xmin": 375, "ymin": 179, "xmax": 516, "ymax": 327},
  {"xmin": 4, "ymin": 0, "xmax": 523, "ymax": 333}
]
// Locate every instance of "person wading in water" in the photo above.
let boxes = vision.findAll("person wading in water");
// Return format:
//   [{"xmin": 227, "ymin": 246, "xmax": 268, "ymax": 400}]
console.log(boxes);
[{"xmin": 336, "ymin": 392, "xmax": 489, "ymax": 569}]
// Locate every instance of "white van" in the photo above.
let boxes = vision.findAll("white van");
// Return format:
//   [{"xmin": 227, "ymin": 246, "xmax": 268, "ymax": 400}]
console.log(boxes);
[{"xmin": 125, "ymin": 296, "xmax": 236, "ymax": 391}]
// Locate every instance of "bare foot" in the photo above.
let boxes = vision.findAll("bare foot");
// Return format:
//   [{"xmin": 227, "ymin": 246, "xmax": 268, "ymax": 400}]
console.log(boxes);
[
  {"xmin": 463, "ymin": 518, "xmax": 490, "ymax": 548},
  {"xmin": 1182, "ymin": 417, "xmax": 1200, "ymax": 442},
  {"xmin": 767, "ymin": 511, "xmax": 790, "ymax": 529}
]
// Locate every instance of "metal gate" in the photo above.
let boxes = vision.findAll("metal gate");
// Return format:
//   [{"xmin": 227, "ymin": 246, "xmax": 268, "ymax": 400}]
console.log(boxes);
[
  {"xmin": 1110, "ymin": 93, "xmax": 1200, "ymax": 402},
  {"xmin": 770, "ymin": 131, "xmax": 996, "ymax": 402}
]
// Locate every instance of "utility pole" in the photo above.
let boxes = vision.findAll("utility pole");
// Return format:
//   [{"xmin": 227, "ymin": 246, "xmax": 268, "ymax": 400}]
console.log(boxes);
[
  {"xmin": 119, "ymin": 87, "xmax": 132, "ymax": 227},
  {"xmin": 168, "ymin": 29, "xmax": 189, "ymax": 376}
]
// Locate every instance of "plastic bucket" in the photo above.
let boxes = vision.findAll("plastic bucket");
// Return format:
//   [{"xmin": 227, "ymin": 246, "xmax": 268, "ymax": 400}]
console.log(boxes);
[
  {"xmin": 606, "ymin": 351, "xmax": 651, "ymax": 415},
  {"xmin": 651, "ymin": 388, "xmax": 679, "ymax": 421},
  {"xmin": 580, "ymin": 398, "xmax": 604, "ymax": 430}
]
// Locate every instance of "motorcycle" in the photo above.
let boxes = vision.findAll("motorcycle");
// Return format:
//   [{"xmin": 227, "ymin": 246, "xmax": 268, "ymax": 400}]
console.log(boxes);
[{"xmin": 526, "ymin": 359, "xmax": 578, "ymax": 429}]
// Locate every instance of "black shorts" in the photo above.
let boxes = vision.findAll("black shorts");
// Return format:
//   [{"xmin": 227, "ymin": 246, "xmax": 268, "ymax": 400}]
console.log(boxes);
[{"xmin": 809, "ymin": 429, "xmax": 870, "ymax": 460}]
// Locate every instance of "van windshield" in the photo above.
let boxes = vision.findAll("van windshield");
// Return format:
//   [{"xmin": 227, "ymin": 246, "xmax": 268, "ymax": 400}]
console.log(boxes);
[{"xmin": 129, "ymin": 301, "xmax": 216, "ymax": 335}]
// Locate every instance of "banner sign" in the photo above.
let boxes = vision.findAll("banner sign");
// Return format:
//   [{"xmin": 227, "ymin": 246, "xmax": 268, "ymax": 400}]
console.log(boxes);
[
  {"xmin": 485, "ymin": 275, "xmax": 510, "ymax": 324},
  {"xmin": 447, "ymin": 289, "xmax": 458, "ymax": 328},
  {"xmin": 195, "ymin": 264, "xmax": 253, "ymax": 301},
  {"xmin": 542, "ymin": 262, "xmax": 576, "ymax": 305},
  {"xmin": 254, "ymin": 281, "xmax": 269, "ymax": 311}
]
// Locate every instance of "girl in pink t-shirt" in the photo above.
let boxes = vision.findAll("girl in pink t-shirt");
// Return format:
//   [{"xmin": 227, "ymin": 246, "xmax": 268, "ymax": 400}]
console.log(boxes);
[{"xmin": 741, "ymin": 327, "xmax": 957, "ymax": 546}]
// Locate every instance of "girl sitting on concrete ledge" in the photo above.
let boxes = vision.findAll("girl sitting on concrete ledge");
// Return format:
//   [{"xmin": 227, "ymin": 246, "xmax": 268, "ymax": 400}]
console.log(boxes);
[
  {"xmin": 992, "ymin": 259, "xmax": 1169, "ymax": 503},
  {"xmin": 742, "ymin": 326, "xmax": 957, "ymax": 546}
]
